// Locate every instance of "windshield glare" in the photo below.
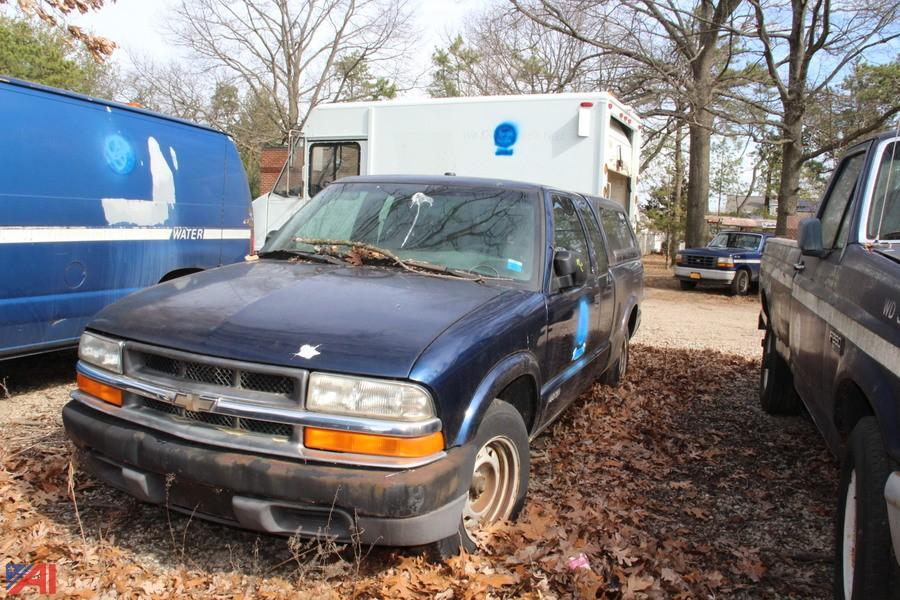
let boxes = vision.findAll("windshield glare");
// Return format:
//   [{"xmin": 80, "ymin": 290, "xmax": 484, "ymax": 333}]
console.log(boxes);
[
  {"xmin": 264, "ymin": 182, "xmax": 542, "ymax": 285},
  {"xmin": 708, "ymin": 233, "xmax": 761, "ymax": 251}
]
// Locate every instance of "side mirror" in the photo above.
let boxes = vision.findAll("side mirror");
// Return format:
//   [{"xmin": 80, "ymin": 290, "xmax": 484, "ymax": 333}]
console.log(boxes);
[
  {"xmin": 798, "ymin": 218, "xmax": 826, "ymax": 257},
  {"xmin": 553, "ymin": 250, "xmax": 588, "ymax": 289}
]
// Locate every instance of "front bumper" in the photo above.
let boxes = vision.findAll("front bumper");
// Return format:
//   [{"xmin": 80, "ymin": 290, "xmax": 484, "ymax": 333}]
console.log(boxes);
[
  {"xmin": 886, "ymin": 472, "xmax": 900, "ymax": 565},
  {"xmin": 674, "ymin": 265, "xmax": 736, "ymax": 282},
  {"xmin": 63, "ymin": 400, "xmax": 470, "ymax": 546}
]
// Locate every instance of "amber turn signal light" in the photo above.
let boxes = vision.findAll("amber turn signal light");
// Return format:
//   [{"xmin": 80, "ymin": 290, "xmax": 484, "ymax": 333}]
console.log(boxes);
[
  {"xmin": 304, "ymin": 427, "xmax": 444, "ymax": 458},
  {"xmin": 77, "ymin": 373, "xmax": 123, "ymax": 406}
]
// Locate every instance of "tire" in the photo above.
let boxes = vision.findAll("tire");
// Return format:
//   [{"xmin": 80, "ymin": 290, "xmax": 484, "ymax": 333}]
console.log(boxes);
[
  {"xmin": 758, "ymin": 325, "xmax": 801, "ymax": 415},
  {"xmin": 834, "ymin": 417, "xmax": 898, "ymax": 600},
  {"xmin": 601, "ymin": 334, "xmax": 629, "ymax": 387},
  {"xmin": 679, "ymin": 280, "xmax": 697, "ymax": 291},
  {"xmin": 729, "ymin": 269, "xmax": 751, "ymax": 296},
  {"xmin": 423, "ymin": 400, "xmax": 529, "ymax": 560}
]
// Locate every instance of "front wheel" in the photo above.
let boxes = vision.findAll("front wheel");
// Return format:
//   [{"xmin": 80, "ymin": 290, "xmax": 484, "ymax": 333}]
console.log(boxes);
[
  {"xmin": 424, "ymin": 400, "xmax": 529, "ymax": 559},
  {"xmin": 729, "ymin": 269, "xmax": 751, "ymax": 296},
  {"xmin": 834, "ymin": 418, "xmax": 897, "ymax": 599}
]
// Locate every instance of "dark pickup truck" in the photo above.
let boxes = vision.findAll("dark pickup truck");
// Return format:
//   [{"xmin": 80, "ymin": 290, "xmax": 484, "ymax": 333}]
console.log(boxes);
[
  {"xmin": 758, "ymin": 131, "xmax": 900, "ymax": 599},
  {"xmin": 675, "ymin": 231, "xmax": 771, "ymax": 295},
  {"xmin": 64, "ymin": 175, "xmax": 643, "ymax": 555}
]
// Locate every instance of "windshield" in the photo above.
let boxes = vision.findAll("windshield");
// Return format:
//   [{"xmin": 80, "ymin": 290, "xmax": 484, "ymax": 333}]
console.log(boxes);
[
  {"xmin": 868, "ymin": 140, "xmax": 900, "ymax": 241},
  {"xmin": 708, "ymin": 232, "xmax": 762, "ymax": 251},
  {"xmin": 263, "ymin": 182, "xmax": 542, "ymax": 286}
]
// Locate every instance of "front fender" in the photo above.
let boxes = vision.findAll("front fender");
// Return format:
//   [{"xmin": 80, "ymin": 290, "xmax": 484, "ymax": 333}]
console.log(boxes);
[{"xmin": 451, "ymin": 351, "xmax": 542, "ymax": 447}]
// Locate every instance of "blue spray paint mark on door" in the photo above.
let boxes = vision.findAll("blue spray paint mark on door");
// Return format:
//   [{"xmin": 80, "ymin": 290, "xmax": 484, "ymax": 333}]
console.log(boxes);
[
  {"xmin": 494, "ymin": 122, "xmax": 518, "ymax": 156},
  {"xmin": 572, "ymin": 296, "xmax": 589, "ymax": 360}
]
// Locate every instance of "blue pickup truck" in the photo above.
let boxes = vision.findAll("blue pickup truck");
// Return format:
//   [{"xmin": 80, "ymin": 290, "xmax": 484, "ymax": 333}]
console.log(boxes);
[
  {"xmin": 758, "ymin": 130, "xmax": 899, "ymax": 599},
  {"xmin": 674, "ymin": 231, "xmax": 771, "ymax": 295},
  {"xmin": 62, "ymin": 175, "xmax": 643, "ymax": 556}
]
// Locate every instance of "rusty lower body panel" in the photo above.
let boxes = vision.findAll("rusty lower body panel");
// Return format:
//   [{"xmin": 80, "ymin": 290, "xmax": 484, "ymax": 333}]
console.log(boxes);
[{"xmin": 62, "ymin": 401, "xmax": 470, "ymax": 546}]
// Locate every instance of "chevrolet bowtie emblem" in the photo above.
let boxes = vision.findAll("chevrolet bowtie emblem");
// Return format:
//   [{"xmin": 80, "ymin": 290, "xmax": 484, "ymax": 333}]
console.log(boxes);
[{"xmin": 172, "ymin": 392, "xmax": 216, "ymax": 413}]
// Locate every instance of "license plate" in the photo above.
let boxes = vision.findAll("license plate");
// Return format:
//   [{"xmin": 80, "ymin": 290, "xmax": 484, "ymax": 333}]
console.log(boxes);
[{"xmin": 689, "ymin": 272, "xmax": 701, "ymax": 280}]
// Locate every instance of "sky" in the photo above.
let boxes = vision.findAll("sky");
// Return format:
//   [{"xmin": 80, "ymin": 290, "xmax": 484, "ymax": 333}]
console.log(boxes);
[{"xmin": 68, "ymin": 0, "xmax": 487, "ymax": 88}]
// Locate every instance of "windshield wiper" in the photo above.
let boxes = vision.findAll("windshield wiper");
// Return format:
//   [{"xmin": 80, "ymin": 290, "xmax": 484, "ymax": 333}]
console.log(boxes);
[
  {"xmin": 257, "ymin": 248, "xmax": 342, "ymax": 264},
  {"xmin": 291, "ymin": 238, "xmax": 510, "ymax": 281}
]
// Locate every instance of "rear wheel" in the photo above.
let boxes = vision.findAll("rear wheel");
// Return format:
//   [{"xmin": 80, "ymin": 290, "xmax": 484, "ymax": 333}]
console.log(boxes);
[
  {"xmin": 679, "ymin": 280, "xmax": 697, "ymax": 291},
  {"xmin": 601, "ymin": 334, "xmax": 629, "ymax": 387},
  {"xmin": 730, "ymin": 269, "xmax": 751, "ymax": 296},
  {"xmin": 834, "ymin": 418, "xmax": 897, "ymax": 599},
  {"xmin": 423, "ymin": 400, "xmax": 529, "ymax": 559},
  {"xmin": 758, "ymin": 325, "xmax": 801, "ymax": 415}
]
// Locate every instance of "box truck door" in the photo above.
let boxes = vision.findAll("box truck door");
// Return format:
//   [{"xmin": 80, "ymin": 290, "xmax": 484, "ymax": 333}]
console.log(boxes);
[{"xmin": 607, "ymin": 171, "xmax": 629, "ymax": 209}]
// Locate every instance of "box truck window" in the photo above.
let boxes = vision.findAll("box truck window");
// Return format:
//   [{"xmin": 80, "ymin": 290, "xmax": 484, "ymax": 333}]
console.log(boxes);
[{"xmin": 308, "ymin": 142, "xmax": 361, "ymax": 197}]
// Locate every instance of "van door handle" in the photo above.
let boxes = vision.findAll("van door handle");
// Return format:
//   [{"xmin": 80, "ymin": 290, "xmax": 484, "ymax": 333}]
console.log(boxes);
[{"xmin": 793, "ymin": 261, "xmax": 805, "ymax": 271}]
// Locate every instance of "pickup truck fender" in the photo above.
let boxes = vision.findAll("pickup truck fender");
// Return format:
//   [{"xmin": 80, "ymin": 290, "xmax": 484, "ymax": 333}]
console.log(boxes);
[
  {"xmin": 451, "ymin": 351, "xmax": 542, "ymax": 447},
  {"xmin": 832, "ymin": 342, "xmax": 900, "ymax": 461}
]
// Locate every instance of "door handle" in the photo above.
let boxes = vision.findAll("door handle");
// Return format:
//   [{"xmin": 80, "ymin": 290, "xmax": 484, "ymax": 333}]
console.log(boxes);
[{"xmin": 793, "ymin": 262, "xmax": 805, "ymax": 272}]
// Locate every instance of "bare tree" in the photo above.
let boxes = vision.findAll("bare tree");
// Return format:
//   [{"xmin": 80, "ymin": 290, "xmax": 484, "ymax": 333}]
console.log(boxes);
[
  {"xmin": 167, "ymin": 0, "xmax": 414, "ymax": 140},
  {"xmin": 749, "ymin": 0, "xmax": 900, "ymax": 234},
  {"xmin": 2, "ymin": 0, "xmax": 116, "ymax": 58},
  {"xmin": 511, "ymin": 0, "xmax": 755, "ymax": 248}
]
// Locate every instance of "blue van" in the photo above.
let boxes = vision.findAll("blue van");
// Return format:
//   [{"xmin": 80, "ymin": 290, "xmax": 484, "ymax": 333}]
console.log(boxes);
[{"xmin": 0, "ymin": 78, "xmax": 251, "ymax": 359}]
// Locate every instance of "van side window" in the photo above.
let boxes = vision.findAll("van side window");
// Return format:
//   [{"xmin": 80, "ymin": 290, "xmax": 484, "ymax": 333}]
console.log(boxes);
[
  {"xmin": 573, "ymin": 197, "xmax": 609, "ymax": 274},
  {"xmin": 819, "ymin": 152, "xmax": 865, "ymax": 250},
  {"xmin": 308, "ymin": 142, "xmax": 361, "ymax": 197},
  {"xmin": 552, "ymin": 195, "xmax": 589, "ymax": 258},
  {"xmin": 600, "ymin": 209, "xmax": 637, "ymax": 262}
]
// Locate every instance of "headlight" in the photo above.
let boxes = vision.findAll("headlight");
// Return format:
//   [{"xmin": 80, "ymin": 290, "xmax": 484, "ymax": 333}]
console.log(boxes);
[
  {"xmin": 716, "ymin": 256, "xmax": 735, "ymax": 267},
  {"xmin": 78, "ymin": 332, "xmax": 124, "ymax": 373},
  {"xmin": 306, "ymin": 373, "xmax": 435, "ymax": 421},
  {"xmin": 675, "ymin": 253, "xmax": 684, "ymax": 265}
]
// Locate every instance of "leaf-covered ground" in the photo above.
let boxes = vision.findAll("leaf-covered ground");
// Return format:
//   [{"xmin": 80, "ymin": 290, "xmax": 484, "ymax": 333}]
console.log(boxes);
[{"xmin": 0, "ymin": 345, "xmax": 837, "ymax": 598}]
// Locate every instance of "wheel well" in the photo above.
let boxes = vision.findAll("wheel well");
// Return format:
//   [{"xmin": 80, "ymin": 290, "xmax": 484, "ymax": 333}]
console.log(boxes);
[
  {"xmin": 497, "ymin": 375, "xmax": 538, "ymax": 434},
  {"xmin": 159, "ymin": 268, "xmax": 202, "ymax": 283},
  {"xmin": 833, "ymin": 380, "xmax": 875, "ymax": 439},
  {"xmin": 627, "ymin": 306, "xmax": 639, "ymax": 338}
]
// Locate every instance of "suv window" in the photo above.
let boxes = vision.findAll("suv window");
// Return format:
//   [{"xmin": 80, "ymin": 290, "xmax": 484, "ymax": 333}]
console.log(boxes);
[
  {"xmin": 574, "ymin": 198, "xmax": 609, "ymax": 273},
  {"xmin": 820, "ymin": 152, "xmax": 865, "ymax": 249},
  {"xmin": 552, "ymin": 194, "xmax": 589, "ymax": 258},
  {"xmin": 308, "ymin": 142, "xmax": 361, "ymax": 197},
  {"xmin": 600, "ymin": 209, "xmax": 637, "ymax": 262}
]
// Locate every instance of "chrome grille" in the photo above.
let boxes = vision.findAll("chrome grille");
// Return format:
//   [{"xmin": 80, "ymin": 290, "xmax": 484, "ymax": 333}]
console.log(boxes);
[
  {"xmin": 136, "ymin": 351, "xmax": 296, "ymax": 397},
  {"xmin": 684, "ymin": 255, "xmax": 715, "ymax": 268},
  {"xmin": 141, "ymin": 398, "xmax": 293, "ymax": 438}
]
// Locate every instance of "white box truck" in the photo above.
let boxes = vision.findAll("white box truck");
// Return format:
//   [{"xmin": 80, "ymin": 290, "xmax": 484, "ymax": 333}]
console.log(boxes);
[{"xmin": 254, "ymin": 92, "xmax": 641, "ymax": 249}]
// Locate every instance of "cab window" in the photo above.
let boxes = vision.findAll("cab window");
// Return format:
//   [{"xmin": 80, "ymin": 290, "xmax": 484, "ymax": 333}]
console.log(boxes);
[
  {"xmin": 819, "ymin": 152, "xmax": 865, "ymax": 250},
  {"xmin": 867, "ymin": 141, "xmax": 900, "ymax": 240},
  {"xmin": 573, "ymin": 197, "xmax": 609, "ymax": 274},
  {"xmin": 308, "ymin": 142, "xmax": 361, "ymax": 197},
  {"xmin": 551, "ymin": 195, "xmax": 589, "ymax": 259}
]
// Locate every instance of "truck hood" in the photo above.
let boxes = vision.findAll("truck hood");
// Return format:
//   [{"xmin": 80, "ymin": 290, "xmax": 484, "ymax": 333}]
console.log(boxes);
[
  {"xmin": 682, "ymin": 246, "xmax": 757, "ymax": 258},
  {"xmin": 89, "ymin": 260, "xmax": 512, "ymax": 378}
]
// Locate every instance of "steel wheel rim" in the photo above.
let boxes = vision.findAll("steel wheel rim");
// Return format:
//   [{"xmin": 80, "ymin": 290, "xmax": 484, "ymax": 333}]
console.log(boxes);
[
  {"xmin": 761, "ymin": 334, "xmax": 771, "ymax": 390},
  {"xmin": 618, "ymin": 337, "xmax": 629, "ymax": 380},
  {"xmin": 463, "ymin": 435, "xmax": 519, "ymax": 536},
  {"xmin": 738, "ymin": 271, "xmax": 749, "ymax": 293},
  {"xmin": 842, "ymin": 469, "xmax": 857, "ymax": 599}
]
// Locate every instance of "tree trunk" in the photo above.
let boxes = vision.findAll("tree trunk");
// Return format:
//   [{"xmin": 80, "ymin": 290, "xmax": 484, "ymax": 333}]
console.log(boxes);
[
  {"xmin": 775, "ymin": 114, "xmax": 803, "ymax": 236},
  {"xmin": 685, "ymin": 109, "xmax": 712, "ymax": 248},
  {"xmin": 669, "ymin": 124, "xmax": 685, "ymax": 264}
]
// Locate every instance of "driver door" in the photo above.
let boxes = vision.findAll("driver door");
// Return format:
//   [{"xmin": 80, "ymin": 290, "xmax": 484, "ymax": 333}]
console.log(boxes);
[{"xmin": 542, "ymin": 193, "xmax": 599, "ymax": 421}]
